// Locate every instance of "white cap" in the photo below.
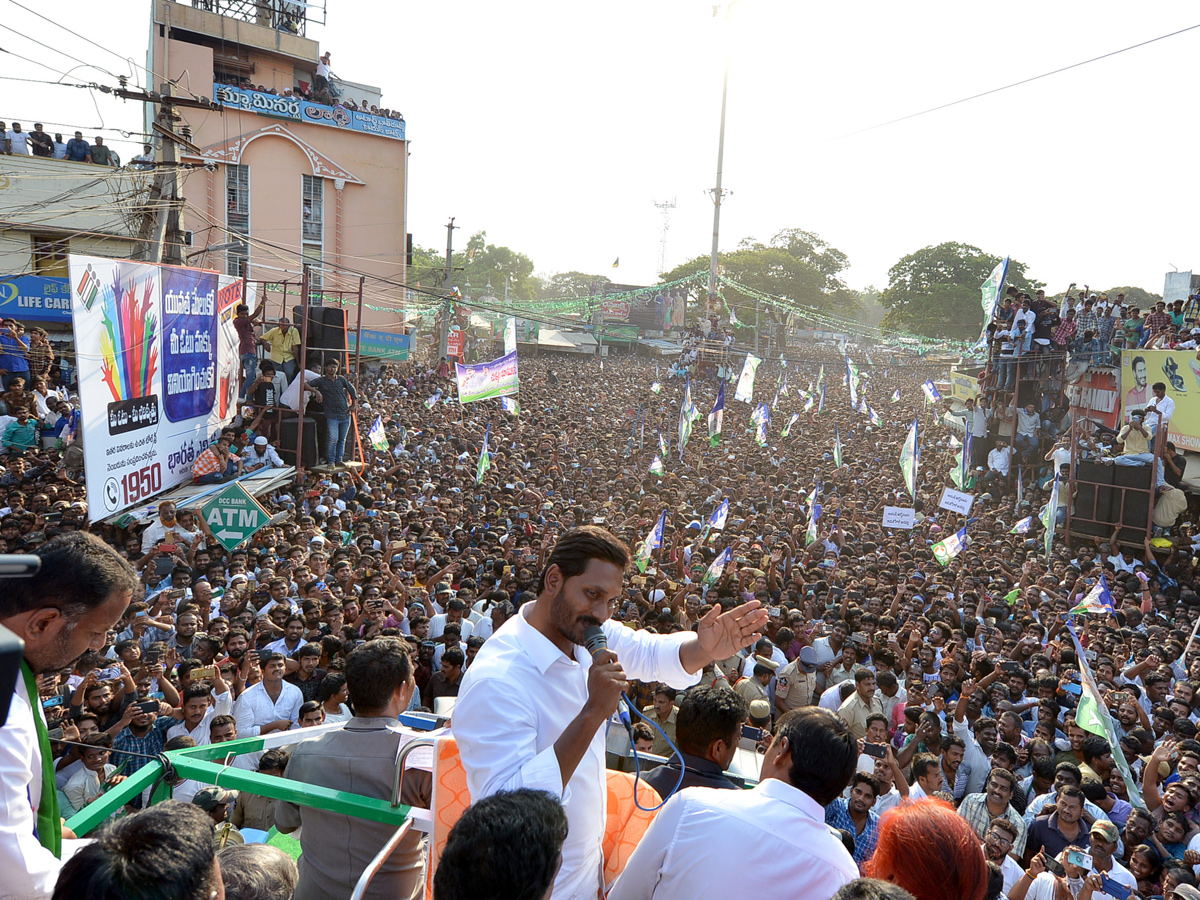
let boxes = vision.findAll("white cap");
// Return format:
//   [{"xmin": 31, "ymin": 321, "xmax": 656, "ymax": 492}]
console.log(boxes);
[{"xmin": 254, "ymin": 436, "xmax": 268, "ymax": 446}]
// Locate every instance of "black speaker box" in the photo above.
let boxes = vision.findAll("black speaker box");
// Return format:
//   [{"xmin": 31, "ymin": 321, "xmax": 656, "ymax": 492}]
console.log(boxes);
[
  {"xmin": 1070, "ymin": 461, "xmax": 1113, "ymax": 538},
  {"xmin": 1110, "ymin": 464, "xmax": 1153, "ymax": 544},
  {"xmin": 279, "ymin": 413, "xmax": 319, "ymax": 468}
]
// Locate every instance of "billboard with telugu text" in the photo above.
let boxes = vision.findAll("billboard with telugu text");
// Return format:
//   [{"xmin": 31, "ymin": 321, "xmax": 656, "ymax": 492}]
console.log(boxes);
[
  {"xmin": 454, "ymin": 350, "xmax": 519, "ymax": 404},
  {"xmin": 69, "ymin": 256, "xmax": 253, "ymax": 517}
]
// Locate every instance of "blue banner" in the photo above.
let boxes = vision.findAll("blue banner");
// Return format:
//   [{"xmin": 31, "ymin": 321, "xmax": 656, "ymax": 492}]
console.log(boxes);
[
  {"xmin": 0, "ymin": 275, "xmax": 72, "ymax": 322},
  {"xmin": 214, "ymin": 84, "xmax": 406, "ymax": 141},
  {"xmin": 161, "ymin": 267, "xmax": 219, "ymax": 422},
  {"xmin": 348, "ymin": 328, "xmax": 411, "ymax": 360}
]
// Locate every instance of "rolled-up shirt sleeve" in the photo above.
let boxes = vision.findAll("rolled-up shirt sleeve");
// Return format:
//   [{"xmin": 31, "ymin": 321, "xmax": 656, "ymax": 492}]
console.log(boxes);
[
  {"xmin": 453, "ymin": 676, "xmax": 565, "ymax": 800},
  {"xmin": 605, "ymin": 622, "xmax": 700, "ymax": 690}
]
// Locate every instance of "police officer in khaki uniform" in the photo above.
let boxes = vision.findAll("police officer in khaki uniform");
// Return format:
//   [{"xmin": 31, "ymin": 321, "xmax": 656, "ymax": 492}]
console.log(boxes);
[{"xmin": 775, "ymin": 646, "xmax": 818, "ymax": 716}]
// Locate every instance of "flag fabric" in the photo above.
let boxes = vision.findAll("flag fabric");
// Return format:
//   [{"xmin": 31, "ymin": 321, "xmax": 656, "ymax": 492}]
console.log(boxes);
[
  {"xmin": 650, "ymin": 381, "xmax": 662, "ymax": 394},
  {"xmin": 869, "ymin": 407, "xmax": 881, "ymax": 427},
  {"xmin": 368, "ymin": 416, "xmax": 389, "ymax": 451},
  {"xmin": 858, "ymin": 398, "xmax": 868, "ymax": 415},
  {"xmin": 1010, "ymin": 516, "xmax": 1033, "ymax": 534},
  {"xmin": 751, "ymin": 403, "xmax": 769, "ymax": 425},
  {"xmin": 709, "ymin": 498, "xmax": 729, "ymax": 531},
  {"xmin": 1065, "ymin": 621, "xmax": 1143, "ymax": 805},
  {"xmin": 755, "ymin": 419, "xmax": 768, "ymax": 447},
  {"xmin": 846, "ymin": 357, "xmax": 859, "ymax": 407},
  {"xmin": 932, "ymin": 526, "xmax": 968, "ymax": 566},
  {"xmin": 678, "ymin": 379, "xmax": 694, "ymax": 460},
  {"xmin": 771, "ymin": 387, "xmax": 781, "ymax": 410},
  {"xmin": 703, "ymin": 547, "xmax": 731, "ymax": 586},
  {"xmin": 782, "ymin": 412, "xmax": 799, "ymax": 437},
  {"xmin": 501, "ymin": 397, "xmax": 521, "ymax": 417},
  {"xmin": 899, "ymin": 420, "xmax": 919, "ymax": 500},
  {"xmin": 1016, "ymin": 465, "xmax": 1024, "ymax": 508},
  {"xmin": 817, "ymin": 385, "xmax": 826, "ymax": 414},
  {"xmin": 733, "ymin": 354, "xmax": 762, "ymax": 403},
  {"xmin": 708, "ymin": 381, "xmax": 725, "ymax": 446},
  {"xmin": 921, "ymin": 380, "xmax": 942, "ymax": 403},
  {"xmin": 803, "ymin": 394, "xmax": 814, "ymax": 414},
  {"xmin": 729, "ymin": 307, "xmax": 742, "ymax": 328},
  {"xmin": 805, "ymin": 485, "xmax": 822, "ymax": 547},
  {"xmin": 659, "ymin": 430, "xmax": 669, "ymax": 458},
  {"xmin": 1003, "ymin": 587, "xmax": 1021, "ymax": 605},
  {"xmin": 833, "ymin": 426, "xmax": 843, "ymax": 468},
  {"xmin": 612, "ymin": 257, "xmax": 620, "ymax": 268},
  {"xmin": 779, "ymin": 372, "xmax": 789, "ymax": 397},
  {"xmin": 950, "ymin": 454, "xmax": 964, "ymax": 489},
  {"xmin": 980, "ymin": 257, "xmax": 1010, "ymax": 324},
  {"xmin": 1043, "ymin": 474, "xmax": 1060, "ymax": 560},
  {"xmin": 1070, "ymin": 574, "xmax": 1116, "ymax": 616},
  {"xmin": 475, "ymin": 423, "xmax": 492, "ymax": 485},
  {"xmin": 425, "ymin": 390, "xmax": 442, "ymax": 409},
  {"xmin": 949, "ymin": 434, "xmax": 962, "ymax": 448},
  {"xmin": 649, "ymin": 455, "xmax": 665, "ymax": 477},
  {"xmin": 961, "ymin": 431, "xmax": 973, "ymax": 487},
  {"xmin": 891, "ymin": 388, "xmax": 901, "ymax": 403},
  {"xmin": 634, "ymin": 510, "xmax": 667, "ymax": 573}
]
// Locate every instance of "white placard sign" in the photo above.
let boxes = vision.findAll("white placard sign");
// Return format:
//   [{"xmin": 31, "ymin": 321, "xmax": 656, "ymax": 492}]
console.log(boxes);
[
  {"xmin": 938, "ymin": 487, "xmax": 976, "ymax": 515},
  {"xmin": 882, "ymin": 506, "xmax": 916, "ymax": 529}
]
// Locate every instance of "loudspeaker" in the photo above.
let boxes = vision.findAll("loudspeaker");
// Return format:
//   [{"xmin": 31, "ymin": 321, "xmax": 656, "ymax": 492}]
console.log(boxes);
[
  {"xmin": 1111, "ymin": 464, "xmax": 1153, "ymax": 544},
  {"xmin": 1071, "ymin": 461, "xmax": 1113, "ymax": 538},
  {"xmin": 319, "ymin": 307, "xmax": 347, "ymax": 367},
  {"xmin": 279, "ymin": 413, "xmax": 318, "ymax": 468},
  {"xmin": 294, "ymin": 304, "xmax": 323, "ymax": 370}
]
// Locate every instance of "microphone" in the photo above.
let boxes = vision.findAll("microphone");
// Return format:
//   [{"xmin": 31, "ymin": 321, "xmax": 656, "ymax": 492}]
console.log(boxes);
[
  {"xmin": 617, "ymin": 697, "xmax": 632, "ymax": 733},
  {"xmin": 582, "ymin": 624, "xmax": 607, "ymax": 659}
]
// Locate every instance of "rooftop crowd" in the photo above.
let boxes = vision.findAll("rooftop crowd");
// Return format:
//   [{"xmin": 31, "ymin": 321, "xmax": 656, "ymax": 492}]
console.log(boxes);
[{"xmin": 5, "ymin": 287, "xmax": 1200, "ymax": 900}]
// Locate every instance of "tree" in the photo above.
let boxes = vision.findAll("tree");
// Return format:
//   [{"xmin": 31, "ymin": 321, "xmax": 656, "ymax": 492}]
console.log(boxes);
[
  {"xmin": 879, "ymin": 242, "xmax": 1043, "ymax": 341},
  {"xmin": 659, "ymin": 227, "xmax": 855, "ymax": 330},
  {"xmin": 450, "ymin": 231, "xmax": 540, "ymax": 303},
  {"xmin": 538, "ymin": 271, "xmax": 612, "ymax": 300}
]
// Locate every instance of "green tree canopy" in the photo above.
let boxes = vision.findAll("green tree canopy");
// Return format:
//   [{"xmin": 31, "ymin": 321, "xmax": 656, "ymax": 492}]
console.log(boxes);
[
  {"xmin": 538, "ymin": 271, "xmax": 612, "ymax": 300},
  {"xmin": 659, "ymin": 227, "xmax": 855, "ymax": 330},
  {"xmin": 880, "ymin": 242, "xmax": 1043, "ymax": 341}
]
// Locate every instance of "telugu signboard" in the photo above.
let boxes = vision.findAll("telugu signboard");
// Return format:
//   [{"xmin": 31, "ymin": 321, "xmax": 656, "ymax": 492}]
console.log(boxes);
[
  {"xmin": 455, "ymin": 350, "xmax": 519, "ymax": 404},
  {"xmin": 949, "ymin": 371, "xmax": 979, "ymax": 401},
  {"xmin": 68, "ymin": 255, "xmax": 250, "ymax": 517},
  {"xmin": 600, "ymin": 299, "xmax": 630, "ymax": 320},
  {"xmin": 348, "ymin": 328, "xmax": 410, "ymax": 361},
  {"xmin": 214, "ymin": 85, "xmax": 406, "ymax": 141},
  {"xmin": 882, "ymin": 507, "xmax": 916, "ymax": 529},
  {"xmin": 0, "ymin": 275, "xmax": 73, "ymax": 322},
  {"xmin": 938, "ymin": 487, "xmax": 976, "ymax": 515}
]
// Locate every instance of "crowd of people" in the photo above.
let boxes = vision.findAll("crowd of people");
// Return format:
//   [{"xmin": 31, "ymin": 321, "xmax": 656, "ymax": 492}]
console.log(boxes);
[
  {"xmin": 5, "ymin": 302, "xmax": 1200, "ymax": 900},
  {"xmin": 1, "ymin": 124, "xmax": 148, "ymax": 167}
]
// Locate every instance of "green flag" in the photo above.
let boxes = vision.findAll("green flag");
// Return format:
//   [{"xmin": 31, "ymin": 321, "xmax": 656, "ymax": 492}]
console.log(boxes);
[{"xmin": 475, "ymin": 424, "xmax": 492, "ymax": 485}]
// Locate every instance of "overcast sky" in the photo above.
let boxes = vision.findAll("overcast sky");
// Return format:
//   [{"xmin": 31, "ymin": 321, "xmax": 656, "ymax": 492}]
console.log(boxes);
[{"xmin": 6, "ymin": 1, "xmax": 1200, "ymax": 298}]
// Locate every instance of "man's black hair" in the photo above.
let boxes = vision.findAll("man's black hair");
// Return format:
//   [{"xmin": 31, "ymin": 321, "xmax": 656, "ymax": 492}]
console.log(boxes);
[
  {"xmin": 0, "ymin": 532, "xmax": 137, "ymax": 618},
  {"xmin": 344, "ymin": 637, "xmax": 413, "ymax": 712},
  {"xmin": 775, "ymin": 708, "xmax": 857, "ymax": 806},
  {"xmin": 830, "ymin": 878, "xmax": 918, "ymax": 900},
  {"xmin": 432, "ymin": 789, "xmax": 568, "ymax": 900},
  {"xmin": 675, "ymin": 686, "xmax": 746, "ymax": 756},
  {"xmin": 537, "ymin": 525, "xmax": 629, "ymax": 594},
  {"xmin": 51, "ymin": 801, "xmax": 218, "ymax": 900}
]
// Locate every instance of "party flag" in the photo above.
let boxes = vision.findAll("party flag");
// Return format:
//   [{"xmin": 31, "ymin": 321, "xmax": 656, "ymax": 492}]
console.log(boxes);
[
  {"xmin": 709, "ymin": 498, "xmax": 729, "ymax": 531},
  {"xmin": 816, "ymin": 364, "xmax": 825, "ymax": 392},
  {"xmin": 1070, "ymin": 574, "xmax": 1115, "ymax": 616},
  {"xmin": 659, "ymin": 430, "xmax": 669, "ymax": 458},
  {"xmin": 818, "ymin": 385, "xmax": 826, "ymax": 414},
  {"xmin": 779, "ymin": 372, "xmax": 789, "ymax": 397},
  {"xmin": 755, "ymin": 419, "xmax": 768, "ymax": 447},
  {"xmin": 634, "ymin": 509, "xmax": 667, "ymax": 573},
  {"xmin": 612, "ymin": 257, "xmax": 620, "ymax": 268},
  {"xmin": 703, "ymin": 546, "xmax": 731, "ymax": 586},
  {"xmin": 1065, "ymin": 620, "xmax": 1142, "ymax": 805},
  {"xmin": 678, "ymin": 379, "xmax": 694, "ymax": 460},
  {"xmin": 962, "ymin": 431, "xmax": 973, "ymax": 487},
  {"xmin": 869, "ymin": 407, "xmax": 881, "ymax": 427},
  {"xmin": 708, "ymin": 380, "xmax": 725, "ymax": 446},
  {"xmin": 921, "ymin": 380, "xmax": 942, "ymax": 403},
  {"xmin": 846, "ymin": 356, "xmax": 859, "ymax": 407},
  {"xmin": 949, "ymin": 434, "xmax": 962, "ymax": 448},
  {"xmin": 932, "ymin": 526, "xmax": 968, "ymax": 566},
  {"xmin": 425, "ymin": 390, "xmax": 442, "ymax": 409},
  {"xmin": 649, "ymin": 455, "xmax": 665, "ymax": 477},
  {"xmin": 734, "ymin": 354, "xmax": 762, "ymax": 403},
  {"xmin": 782, "ymin": 412, "xmax": 799, "ymax": 437},
  {"xmin": 1004, "ymin": 587, "xmax": 1021, "ymax": 605},
  {"xmin": 475, "ymin": 423, "xmax": 492, "ymax": 485},
  {"xmin": 1043, "ymin": 474, "xmax": 1060, "ymax": 561},
  {"xmin": 891, "ymin": 388, "xmax": 901, "ymax": 403},
  {"xmin": 899, "ymin": 420, "xmax": 919, "ymax": 500},
  {"xmin": 805, "ymin": 484, "xmax": 822, "ymax": 547},
  {"xmin": 1010, "ymin": 516, "xmax": 1033, "ymax": 534},
  {"xmin": 650, "ymin": 381, "xmax": 662, "ymax": 394},
  {"xmin": 501, "ymin": 397, "xmax": 521, "ymax": 417},
  {"xmin": 368, "ymin": 416, "xmax": 389, "ymax": 451},
  {"xmin": 803, "ymin": 395, "xmax": 814, "ymax": 414},
  {"xmin": 833, "ymin": 426, "xmax": 843, "ymax": 468},
  {"xmin": 751, "ymin": 403, "xmax": 769, "ymax": 425}
]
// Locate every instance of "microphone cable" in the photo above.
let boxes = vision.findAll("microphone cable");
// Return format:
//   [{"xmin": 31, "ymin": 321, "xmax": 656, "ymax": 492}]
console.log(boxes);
[{"xmin": 618, "ymin": 693, "xmax": 684, "ymax": 813}]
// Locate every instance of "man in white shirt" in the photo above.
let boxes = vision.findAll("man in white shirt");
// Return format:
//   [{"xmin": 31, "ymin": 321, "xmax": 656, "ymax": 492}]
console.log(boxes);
[
  {"xmin": 140, "ymin": 501, "xmax": 201, "ymax": 555},
  {"xmin": 233, "ymin": 653, "xmax": 302, "ymax": 741},
  {"xmin": 609, "ymin": 707, "xmax": 859, "ymax": 900},
  {"xmin": 0, "ymin": 533, "xmax": 138, "ymax": 899},
  {"xmin": 984, "ymin": 439, "xmax": 1012, "ymax": 484},
  {"xmin": 166, "ymin": 679, "xmax": 234, "ymax": 747},
  {"xmin": 454, "ymin": 526, "xmax": 767, "ymax": 900},
  {"xmin": 1144, "ymin": 381, "xmax": 1175, "ymax": 426},
  {"xmin": 428, "ymin": 598, "xmax": 473, "ymax": 642}
]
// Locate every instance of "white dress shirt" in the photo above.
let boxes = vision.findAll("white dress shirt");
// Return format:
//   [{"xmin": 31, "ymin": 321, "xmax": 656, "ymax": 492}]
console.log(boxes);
[
  {"xmin": 454, "ymin": 605, "xmax": 699, "ymax": 900},
  {"xmin": 608, "ymin": 778, "xmax": 858, "ymax": 900},
  {"xmin": 165, "ymin": 689, "xmax": 233, "ymax": 746},
  {"xmin": 0, "ymin": 674, "xmax": 86, "ymax": 899},
  {"xmin": 428, "ymin": 613, "xmax": 473, "ymax": 643},
  {"xmin": 233, "ymin": 681, "xmax": 303, "ymax": 737},
  {"xmin": 988, "ymin": 446, "xmax": 1012, "ymax": 476},
  {"xmin": 1146, "ymin": 393, "xmax": 1175, "ymax": 425}
]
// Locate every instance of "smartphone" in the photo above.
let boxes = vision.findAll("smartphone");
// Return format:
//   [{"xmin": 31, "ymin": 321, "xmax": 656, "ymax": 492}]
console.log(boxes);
[
  {"xmin": 769, "ymin": 607, "xmax": 782, "ymax": 617},
  {"xmin": 42, "ymin": 696, "xmax": 63, "ymax": 709},
  {"xmin": 192, "ymin": 666, "xmax": 218, "ymax": 679},
  {"xmin": 135, "ymin": 699, "xmax": 160, "ymax": 714},
  {"xmin": 863, "ymin": 743, "xmax": 886, "ymax": 759},
  {"xmin": 145, "ymin": 649, "xmax": 161, "ymax": 666},
  {"xmin": 741, "ymin": 725, "xmax": 765, "ymax": 742},
  {"xmin": 1042, "ymin": 854, "xmax": 1066, "ymax": 878},
  {"xmin": 887, "ymin": 633, "xmax": 897, "ymax": 643},
  {"xmin": 95, "ymin": 667, "xmax": 120, "ymax": 681},
  {"xmin": 1002, "ymin": 661, "xmax": 1020, "ymax": 674},
  {"xmin": 1066, "ymin": 850, "xmax": 1092, "ymax": 870},
  {"xmin": 135, "ymin": 609, "xmax": 149, "ymax": 618},
  {"xmin": 1062, "ymin": 683, "xmax": 1082, "ymax": 696},
  {"xmin": 1097, "ymin": 873, "xmax": 1131, "ymax": 900},
  {"xmin": 46, "ymin": 727, "xmax": 64, "ymax": 741},
  {"xmin": 158, "ymin": 543, "xmax": 179, "ymax": 554}
]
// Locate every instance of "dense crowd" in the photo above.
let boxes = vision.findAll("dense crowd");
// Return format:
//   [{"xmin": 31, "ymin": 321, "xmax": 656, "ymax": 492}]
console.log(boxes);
[{"xmin": 6, "ymin": 294, "xmax": 1200, "ymax": 900}]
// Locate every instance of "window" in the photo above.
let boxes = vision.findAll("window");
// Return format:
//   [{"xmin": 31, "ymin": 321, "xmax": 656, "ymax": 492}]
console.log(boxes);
[
  {"xmin": 226, "ymin": 164, "xmax": 250, "ymax": 277},
  {"xmin": 30, "ymin": 234, "xmax": 69, "ymax": 277},
  {"xmin": 301, "ymin": 174, "xmax": 323, "ymax": 291}
]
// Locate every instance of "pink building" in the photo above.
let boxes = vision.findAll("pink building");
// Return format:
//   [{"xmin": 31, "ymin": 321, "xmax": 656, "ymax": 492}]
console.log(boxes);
[{"xmin": 147, "ymin": 0, "xmax": 409, "ymax": 329}]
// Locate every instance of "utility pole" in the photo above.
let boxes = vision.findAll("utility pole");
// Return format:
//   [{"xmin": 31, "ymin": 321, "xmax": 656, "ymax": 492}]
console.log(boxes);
[
  {"xmin": 117, "ymin": 82, "xmax": 221, "ymax": 264},
  {"xmin": 708, "ymin": 5, "xmax": 735, "ymax": 339},
  {"xmin": 438, "ymin": 217, "xmax": 458, "ymax": 361}
]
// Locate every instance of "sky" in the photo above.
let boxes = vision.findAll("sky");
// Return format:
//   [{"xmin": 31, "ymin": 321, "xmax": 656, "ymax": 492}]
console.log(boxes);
[{"xmin": 5, "ymin": 1, "xmax": 1200, "ymax": 299}]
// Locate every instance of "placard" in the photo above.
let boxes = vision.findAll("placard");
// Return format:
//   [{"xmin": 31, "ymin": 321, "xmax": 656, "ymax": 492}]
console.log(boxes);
[
  {"xmin": 882, "ymin": 507, "xmax": 915, "ymax": 529},
  {"xmin": 938, "ymin": 487, "xmax": 976, "ymax": 515}
]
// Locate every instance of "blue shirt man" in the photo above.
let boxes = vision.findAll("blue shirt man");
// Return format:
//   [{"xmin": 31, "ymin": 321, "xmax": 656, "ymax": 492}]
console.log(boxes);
[
  {"xmin": 64, "ymin": 131, "xmax": 91, "ymax": 162},
  {"xmin": 824, "ymin": 773, "xmax": 881, "ymax": 871}
]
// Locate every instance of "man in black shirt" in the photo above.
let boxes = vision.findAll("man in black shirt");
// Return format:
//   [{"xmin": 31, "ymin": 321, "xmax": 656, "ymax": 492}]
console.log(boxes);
[
  {"xmin": 308, "ymin": 357, "xmax": 356, "ymax": 467},
  {"xmin": 1164, "ymin": 440, "xmax": 1188, "ymax": 489},
  {"xmin": 644, "ymin": 686, "xmax": 745, "ymax": 801}
]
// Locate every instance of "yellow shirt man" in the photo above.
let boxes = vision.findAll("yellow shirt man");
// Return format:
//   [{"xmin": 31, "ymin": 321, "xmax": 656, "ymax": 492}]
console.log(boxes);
[{"xmin": 261, "ymin": 322, "xmax": 301, "ymax": 366}]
